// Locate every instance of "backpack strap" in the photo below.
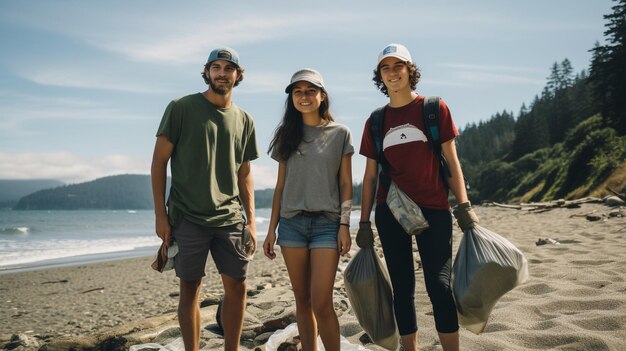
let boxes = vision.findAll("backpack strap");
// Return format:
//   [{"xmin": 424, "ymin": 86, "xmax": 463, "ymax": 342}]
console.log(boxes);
[
  {"xmin": 369, "ymin": 106, "xmax": 391, "ymax": 188},
  {"xmin": 423, "ymin": 96, "xmax": 470, "ymax": 191},
  {"xmin": 423, "ymin": 96, "xmax": 453, "ymax": 186},
  {"xmin": 423, "ymin": 96, "xmax": 441, "ymax": 149}
]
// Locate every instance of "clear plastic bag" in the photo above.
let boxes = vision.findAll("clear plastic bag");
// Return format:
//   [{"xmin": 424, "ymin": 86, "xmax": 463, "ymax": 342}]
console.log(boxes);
[
  {"xmin": 264, "ymin": 322, "xmax": 370, "ymax": 351},
  {"xmin": 129, "ymin": 337, "xmax": 184, "ymax": 351},
  {"xmin": 344, "ymin": 247, "xmax": 399, "ymax": 350},
  {"xmin": 452, "ymin": 224, "xmax": 529, "ymax": 334},
  {"xmin": 386, "ymin": 181, "xmax": 429, "ymax": 235}
]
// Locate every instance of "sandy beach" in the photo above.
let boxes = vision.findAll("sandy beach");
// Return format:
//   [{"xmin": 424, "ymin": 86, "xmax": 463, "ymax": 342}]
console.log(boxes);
[{"xmin": 1, "ymin": 202, "xmax": 625, "ymax": 350}]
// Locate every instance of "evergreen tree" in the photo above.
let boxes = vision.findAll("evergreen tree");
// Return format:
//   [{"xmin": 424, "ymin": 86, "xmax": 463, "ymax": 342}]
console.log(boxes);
[
  {"xmin": 509, "ymin": 95, "xmax": 551, "ymax": 160},
  {"xmin": 545, "ymin": 62, "xmax": 560, "ymax": 96},
  {"xmin": 559, "ymin": 58, "xmax": 574, "ymax": 89},
  {"xmin": 589, "ymin": 0, "xmax": 626, "ymax": 134}
]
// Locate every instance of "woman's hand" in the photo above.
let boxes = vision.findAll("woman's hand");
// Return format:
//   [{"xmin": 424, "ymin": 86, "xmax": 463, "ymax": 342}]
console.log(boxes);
[
  {"xmin": 263, "ymin": 231, "xmax": 277, "ymax": 259},
  {"xmin": 337, "ymin": 225, "xmax": 352, "ymax": 256}
]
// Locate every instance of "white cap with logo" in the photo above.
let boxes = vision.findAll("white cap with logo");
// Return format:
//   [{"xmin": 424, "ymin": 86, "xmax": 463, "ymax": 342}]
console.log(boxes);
[{"xmin": 377, "ymin": 43, "xmax": 413, "ymax": 66}]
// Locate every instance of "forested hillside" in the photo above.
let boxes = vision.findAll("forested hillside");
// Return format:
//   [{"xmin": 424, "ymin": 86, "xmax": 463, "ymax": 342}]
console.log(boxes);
[
  {"xmin": 0, "ymin": 179, "xmax": 64, "ymax": 208},
  {"xmin": 14, "ymin": 175, "xmax": 157, "ymax": 210},
  {"xmin": 13, "ymin": 175, "xmax": 284, "ymax": 210},
  {"xmin": 457, "ymin": 0, "xmax": 626, "ymax": 203}
]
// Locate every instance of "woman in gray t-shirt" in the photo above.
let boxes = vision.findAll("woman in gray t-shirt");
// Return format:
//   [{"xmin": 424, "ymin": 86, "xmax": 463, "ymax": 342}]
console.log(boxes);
[{"xmin": 263, "ymin": 68, "xmax": 354, "ymax": 351}]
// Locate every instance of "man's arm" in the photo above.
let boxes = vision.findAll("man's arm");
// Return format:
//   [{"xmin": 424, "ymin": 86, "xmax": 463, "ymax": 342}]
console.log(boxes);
[
  {"xmin": 237, "ymin": 160, "xmax": 256, "ymax": 252},
  {"xmin": 151, "ymin": 136, "xmax": 174, "ymax": 244},
  {"xmin": 360, "ymin": 157, "xmax": 379, "ymax": 222},
  {"xmin": 441, "ymin": 139, "xmax": 468, "ymax": 204},
  {"xmin": 356, "ymin": 157, "xmax": 378, "ymax": 248}
]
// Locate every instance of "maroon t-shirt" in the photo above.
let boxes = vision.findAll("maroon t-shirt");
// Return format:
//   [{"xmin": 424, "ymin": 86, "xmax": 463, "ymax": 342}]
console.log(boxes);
[{"xmin": 359, "ymin": 96, "xmax": 459, "ymax": 209}]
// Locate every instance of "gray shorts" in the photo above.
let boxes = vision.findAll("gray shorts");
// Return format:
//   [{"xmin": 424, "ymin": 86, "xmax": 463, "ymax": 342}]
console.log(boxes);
[{"xmin": 172, "ymin": 218, "xmax": 252, "ymax": 281}]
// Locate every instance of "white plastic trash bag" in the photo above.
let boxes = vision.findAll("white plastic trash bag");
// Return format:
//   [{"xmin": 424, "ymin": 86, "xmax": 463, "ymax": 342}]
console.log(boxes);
[
  {"xmin": 344, "ymin": 247, "xmax": 399, "ymax": 350},
  {"xmin": 265, "ymin": 322, "xmax": 370, "ymax": 351},
  {"xmin": 452, "ymin": 224, "xmax": 529, "ymax": 334},
  {"xmin": 129, "ymin": 337, "xmax": 184, "ymax": 351}
]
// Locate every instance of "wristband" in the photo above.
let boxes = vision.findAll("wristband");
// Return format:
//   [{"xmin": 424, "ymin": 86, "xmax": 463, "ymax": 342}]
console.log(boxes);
[{"xmin": 340, "ymin": 200, "xmax": 352, "ymax": 225}]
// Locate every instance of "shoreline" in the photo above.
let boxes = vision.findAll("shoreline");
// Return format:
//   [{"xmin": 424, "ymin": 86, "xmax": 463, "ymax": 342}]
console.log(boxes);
[
  {"xmin": 0, "ymin": 246, "xmax": 159, "ymax": 276},
  {"xmin": 2, "ymin": 203, "xmax": 625, "ymax": 350}
]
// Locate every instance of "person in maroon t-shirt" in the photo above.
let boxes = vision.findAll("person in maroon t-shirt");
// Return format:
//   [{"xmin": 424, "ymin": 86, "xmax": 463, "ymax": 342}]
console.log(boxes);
[{"xmin": 356, "ymin": 43, "xmax": 478, "ymax": 351}]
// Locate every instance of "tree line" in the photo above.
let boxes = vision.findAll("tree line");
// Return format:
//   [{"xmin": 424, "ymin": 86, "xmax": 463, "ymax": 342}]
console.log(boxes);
[{"xmin": 456, "ymin": 0, "xmax": 626, "ymax": 202}]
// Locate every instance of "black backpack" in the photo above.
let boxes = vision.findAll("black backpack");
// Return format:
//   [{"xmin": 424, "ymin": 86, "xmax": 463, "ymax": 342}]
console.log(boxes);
[{"xmin": 368, "ymin": 96, "xmax": 463, "ymax": 190}]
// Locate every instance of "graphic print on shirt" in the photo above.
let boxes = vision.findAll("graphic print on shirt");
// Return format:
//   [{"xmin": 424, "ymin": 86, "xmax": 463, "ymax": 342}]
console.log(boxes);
[{"xmin": 382, "ymin": 123, "xmax": 428, "ymax": 151}]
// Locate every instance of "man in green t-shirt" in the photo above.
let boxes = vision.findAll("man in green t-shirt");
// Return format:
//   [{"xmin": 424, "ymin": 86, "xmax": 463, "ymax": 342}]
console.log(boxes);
[{"xmin": 151, "ymin": 46, "xmax": 259, "ymax": 351}]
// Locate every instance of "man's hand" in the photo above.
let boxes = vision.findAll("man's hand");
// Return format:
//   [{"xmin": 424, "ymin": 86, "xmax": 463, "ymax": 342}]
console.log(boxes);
[
  {"xmin": 453, "ymin": 201, "xmax": 479, "ymax": 231},
  {"xmin": 155, "ymin": 213, "xmax": 171, "ymax": 246},
  {"xmin": 356, "ymin": 221, "xmax": 374, "ymax": 248},
  {"xmin": 244, "ymin": 226, "xmax": 256, "ymax": 257}
]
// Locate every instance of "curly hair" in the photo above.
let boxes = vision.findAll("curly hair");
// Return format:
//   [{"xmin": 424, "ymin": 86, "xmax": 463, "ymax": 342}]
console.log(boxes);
[
  {"xmin": 268, "ymin": 88, "xmax": 334, "ymax": 161},
  {"xmin": 372, "ymin": 61, "xmax": 421, "ymax": 96},
  {"xmin": 201, "ymin": 64, "xmax": 245, "ymax": 87}
]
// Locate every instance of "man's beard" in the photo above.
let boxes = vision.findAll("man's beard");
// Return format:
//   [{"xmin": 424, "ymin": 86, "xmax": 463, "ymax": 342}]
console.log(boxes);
[{"xmin": 209, "ymin": 77, "xmax": 232, "ymax": 95}]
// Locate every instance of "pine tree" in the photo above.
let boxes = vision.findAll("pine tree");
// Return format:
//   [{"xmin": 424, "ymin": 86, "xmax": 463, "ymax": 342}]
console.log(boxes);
[{"xmin": 589, "ymin": 0, "xmax": 626, "ymax": 134}]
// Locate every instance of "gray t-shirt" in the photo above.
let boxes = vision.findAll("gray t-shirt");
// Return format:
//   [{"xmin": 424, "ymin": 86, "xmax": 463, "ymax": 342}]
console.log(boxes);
[{"xmin": 271, "ymin": 122, "xmax": 354, "ymax": 219}]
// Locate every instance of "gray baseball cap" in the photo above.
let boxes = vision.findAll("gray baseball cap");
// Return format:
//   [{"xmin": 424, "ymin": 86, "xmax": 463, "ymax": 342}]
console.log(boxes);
[{"xmin": 285, "ymin": 68, "xmax": 325, "ymax": 93}]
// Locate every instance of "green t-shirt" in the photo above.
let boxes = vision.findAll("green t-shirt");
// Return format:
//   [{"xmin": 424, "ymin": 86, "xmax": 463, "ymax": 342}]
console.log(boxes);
[{"xmin": 156, "ymin": 93, "xmax": 259, "ymax": 227}]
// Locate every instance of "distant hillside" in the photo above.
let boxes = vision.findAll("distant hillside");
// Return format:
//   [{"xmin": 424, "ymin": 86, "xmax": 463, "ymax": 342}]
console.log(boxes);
[
  {"xmin": 0, "ymin": 179, "xmax": 64, "ymax": 208},
  {"xmin": 15, "ymin": 174, "xmax": 155, "ymax": 210},
  {"xmin": 12, "ymin": 174, "xmax": 279, "ymax": 210},
  {"xmin": 0, "ymin": 179, "xmax": 64, "ymax": 202}
]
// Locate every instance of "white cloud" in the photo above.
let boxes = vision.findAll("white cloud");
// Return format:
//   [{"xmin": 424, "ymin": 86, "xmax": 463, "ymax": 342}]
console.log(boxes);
[
  {"xmin": 0, "ymin": 151, "xmax": 279, "ymax": 190},
  {"xmin": 437, "ymin": 63, "xmax": 546, "ymax": 86},
  {"xmin": 14, "ymin": 66, "xmax": 171, "ymax": 94},
  {"xmin": 440, "ymin": 63, "xmax": 544, "ymax": 74},
  {"xmin": 453, "ymin": 71, "xmax": 545, "ymax": 85},
  {"xmin": 0, "ymin": 152, "xmax": 150, "ymax": 184},
  {"xmin": 251, "ymin": 163, "xmax": 277, "ymax": 190}
]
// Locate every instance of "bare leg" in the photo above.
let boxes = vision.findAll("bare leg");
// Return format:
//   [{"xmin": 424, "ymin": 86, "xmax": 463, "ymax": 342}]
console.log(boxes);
[
  {"xmin": 179, "ymin": 279, "xmax": 202, "ymax": 351},
  {"xmin": 282, "ymin": 247, "xmax": 317, "ymax": 351},
  {"xmin": 221, "ymin": 274, "xmax": 247, "ymax": 351},
  {"xmin": 438, "ymin": 331, "xmax": 459, "ymax": 351},
  {"xmin": 401, "ymin": 332, "xmax": 418, "ymax": 351},
  {"xmin": 310, "ymin": 248, "xmax": 340, "ymax": 351}
]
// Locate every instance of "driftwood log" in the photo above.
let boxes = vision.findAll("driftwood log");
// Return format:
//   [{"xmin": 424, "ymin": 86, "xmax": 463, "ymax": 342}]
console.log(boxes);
[
  {"xmin": 484, "ymin": 197, "xmax": 603, "ymax": 212},
  {"xmin": 607, "ymin": 186, "xmax": 626, "ymax": 202}
]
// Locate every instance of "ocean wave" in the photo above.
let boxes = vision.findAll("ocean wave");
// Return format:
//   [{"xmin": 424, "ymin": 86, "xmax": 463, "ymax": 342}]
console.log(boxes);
[
  {"xmin": 0, "ymin": 227, "xmax": 30, "ymax": 235},
  {"xmin": 0, "ymin": 235, "xmax": 161, "ymax": 267}
]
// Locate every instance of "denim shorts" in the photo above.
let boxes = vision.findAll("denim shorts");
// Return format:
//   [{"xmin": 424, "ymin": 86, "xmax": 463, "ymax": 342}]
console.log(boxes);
[{"xmin": 277, "ymin": 212, "xmax": 339, "ymax": 249}]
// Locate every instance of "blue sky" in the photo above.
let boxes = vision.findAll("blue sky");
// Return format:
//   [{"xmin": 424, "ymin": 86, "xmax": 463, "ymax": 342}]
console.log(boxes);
[{"xmin": 0, "ymin": 1, "xmax": 613, "ymax": 189}]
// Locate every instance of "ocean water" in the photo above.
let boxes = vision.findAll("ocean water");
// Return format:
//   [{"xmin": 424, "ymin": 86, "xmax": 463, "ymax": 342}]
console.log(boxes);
[{"xmin": 0, "ymin": 208, "xmax": 362, "ymax": 274}]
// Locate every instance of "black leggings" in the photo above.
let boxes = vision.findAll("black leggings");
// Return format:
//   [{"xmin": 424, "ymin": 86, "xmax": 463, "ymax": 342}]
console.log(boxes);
[{"xmin": 375, "ymin": 203, "xmax": 459, "ymax": 335}]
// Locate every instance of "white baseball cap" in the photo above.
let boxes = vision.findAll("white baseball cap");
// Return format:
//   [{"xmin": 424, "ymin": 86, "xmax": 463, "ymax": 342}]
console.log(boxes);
[{"xmin": 377, "ymin": 43, "xmax": 413, "ymax": 66}]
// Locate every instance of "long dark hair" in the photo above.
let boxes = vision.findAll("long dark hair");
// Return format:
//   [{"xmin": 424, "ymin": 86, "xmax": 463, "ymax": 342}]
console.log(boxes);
[
  {"xmin": 372, "ymin": 61, "xmax": 421, "ymax": 96},
  {"xmin": 268, "ymin": 88, "xmax": 334, "ymax": 160}
]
